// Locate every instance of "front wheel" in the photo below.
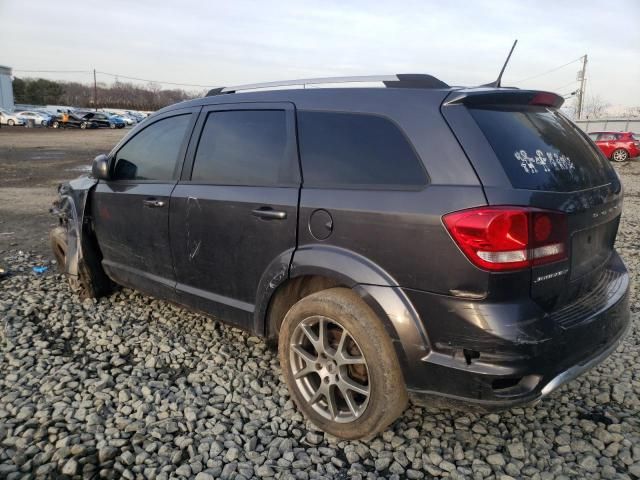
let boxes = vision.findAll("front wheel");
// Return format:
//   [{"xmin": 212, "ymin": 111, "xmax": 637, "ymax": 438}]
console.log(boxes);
[
  {"xmin": 80, "ymin": 122, "xmax": 87, "ymax": 130},
  {"xmin": 52, "ymin": 121, "xmax": 60, "ymax": 129},
  {"xmin": 109, "ymin": 123, "xmax": 116, "ymax": 129},
  {"xmin": 279, "ymin": 287, "xmax": 407, "ymax": 440},
  {"xmin": 611, "ymin": 148, "xmax": 629, "ymax": 162},
  {"xmin": 7, "ymin": 119, "xmax": 14, "ymax": 126}
]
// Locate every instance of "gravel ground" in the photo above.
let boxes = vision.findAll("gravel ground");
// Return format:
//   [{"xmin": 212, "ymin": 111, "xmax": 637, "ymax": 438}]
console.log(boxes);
[{"xmin": 1, "ymin": 162, "xmax": 639, "ymax": 480}]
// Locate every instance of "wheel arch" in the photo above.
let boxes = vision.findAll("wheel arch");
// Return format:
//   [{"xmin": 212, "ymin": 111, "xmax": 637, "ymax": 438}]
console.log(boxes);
[{"xmin": 254, "ymin": 245, "xmax": 431, "ymax": 374}]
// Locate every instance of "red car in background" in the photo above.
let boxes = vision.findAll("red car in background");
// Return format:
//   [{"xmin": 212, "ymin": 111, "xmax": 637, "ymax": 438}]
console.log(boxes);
[{"xmin": 588, "ymin": 131, "xmax": 640, "ymax": 162}]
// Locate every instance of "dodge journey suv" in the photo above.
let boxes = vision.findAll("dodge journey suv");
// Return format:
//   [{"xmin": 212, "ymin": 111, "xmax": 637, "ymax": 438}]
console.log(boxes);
[{"xmin": 51, "ymin": 74, "xmax": 630, "ymax": 439}]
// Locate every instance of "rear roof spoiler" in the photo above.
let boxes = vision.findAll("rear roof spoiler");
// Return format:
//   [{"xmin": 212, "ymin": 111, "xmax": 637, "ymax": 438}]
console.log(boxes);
[{"xmin": 444, "ymin": 89, "xmax": 564, "ymax": 108}]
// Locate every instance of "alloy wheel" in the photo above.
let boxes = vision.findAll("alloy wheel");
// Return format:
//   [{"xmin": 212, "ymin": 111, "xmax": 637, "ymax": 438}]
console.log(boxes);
[
  {"xmin": 612, "ymin": 149, "xmax": 628, "ymax": 162},
  {"xmin": 289, "ymin": 315, "xmax": 370, "ymax": 423}
]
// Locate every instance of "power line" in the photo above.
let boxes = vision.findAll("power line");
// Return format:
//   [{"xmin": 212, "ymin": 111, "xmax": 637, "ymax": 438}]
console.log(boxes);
[
  {"xmin": 97, "ymin": 71, "xmax": 217, "ymax": 89},
  {"xmin": 512, "ymin": 56, "xmax": 584, "ymax": 84},
  {"xmin": 552, "ymin": 80, "xmax": 578, "ymax": 92}
]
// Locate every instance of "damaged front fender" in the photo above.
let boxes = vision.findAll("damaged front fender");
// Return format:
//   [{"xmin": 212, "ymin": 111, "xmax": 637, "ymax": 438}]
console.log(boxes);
[{"xmin": 51, "ymin": 175, "xmax": 98, "ymax": 278}]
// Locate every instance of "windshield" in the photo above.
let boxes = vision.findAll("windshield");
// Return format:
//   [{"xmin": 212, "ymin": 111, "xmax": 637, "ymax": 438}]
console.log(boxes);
[{"xmin": 469, "ymin": 106, "xmax": 617, "ymax": 192}]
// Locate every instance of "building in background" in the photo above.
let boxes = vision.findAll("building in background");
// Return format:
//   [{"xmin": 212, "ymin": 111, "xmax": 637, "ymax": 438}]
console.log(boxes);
[{"xmin": 0, "ymin": 65, "xmax": 15, "ymax": 111}]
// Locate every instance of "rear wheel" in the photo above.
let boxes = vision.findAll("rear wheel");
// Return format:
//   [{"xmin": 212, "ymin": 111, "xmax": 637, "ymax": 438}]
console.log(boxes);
[
  {"xmin": 279, "ymin": 287, "xmax": 407, "ymax": 439},
  {"xmin": 7, "ymin": 119, "xmax": 14, "ymax": 126},
  {"xmin": 110, "ymin": 123, "xmax": 116, "ymax": 129},
  {"xmin": 52, "ymin": 121, "xmax": 60, "ymax": 129},
  {"xmin": 612, "ymin": 148, "xmax": 629, "ymax": 162}
]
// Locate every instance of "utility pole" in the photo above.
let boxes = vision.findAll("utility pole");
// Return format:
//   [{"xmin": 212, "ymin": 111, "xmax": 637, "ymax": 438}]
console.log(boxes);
[
  {"xmin": 93, "ymin": 68, "xmax": 98, "ymax": 111},
  {"xmin": 576, "ymin": 54, "xmax": 588, "ymax": 120}
]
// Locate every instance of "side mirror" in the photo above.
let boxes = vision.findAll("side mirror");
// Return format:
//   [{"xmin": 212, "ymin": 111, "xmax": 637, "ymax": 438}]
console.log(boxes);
[{"xmin": 92, "ymin": 154, "xmax": 111, "ymax": 180}]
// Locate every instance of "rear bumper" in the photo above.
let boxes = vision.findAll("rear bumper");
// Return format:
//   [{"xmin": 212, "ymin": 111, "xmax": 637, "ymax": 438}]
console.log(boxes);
[{"xmin": 403, "ymin": 253, "xmax": 630, "ymax": 410}]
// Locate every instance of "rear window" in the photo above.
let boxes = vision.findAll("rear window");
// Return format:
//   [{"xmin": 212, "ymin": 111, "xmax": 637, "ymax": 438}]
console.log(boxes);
[{"xmin": 469, "ymin": 106, "xmax": 616, "ymax": 192}]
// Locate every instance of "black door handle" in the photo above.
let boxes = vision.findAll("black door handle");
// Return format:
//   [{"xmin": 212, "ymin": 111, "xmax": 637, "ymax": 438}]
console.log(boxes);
[
  {"xmin": 143, "ymin": 198, "xmax": 165, "ymax": 208},
  {"xmin": 251, "ymin": 207, "xmax": 287, "ymax": 220}
]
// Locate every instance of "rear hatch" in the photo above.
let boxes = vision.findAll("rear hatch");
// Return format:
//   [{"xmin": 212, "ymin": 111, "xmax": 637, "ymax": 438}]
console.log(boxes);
[{"xmin": 442, "ymin": 89, "xmax": 622, "ymax": 309}]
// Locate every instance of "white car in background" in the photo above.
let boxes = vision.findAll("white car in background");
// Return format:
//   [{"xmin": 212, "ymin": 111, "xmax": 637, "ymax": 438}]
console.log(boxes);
[
  {"xmin": 16, "ymin": 110, "xmax": 52, "ymax": 126},
  {"xmin": 0, "ymin": 109, "xmax": 26, "ymax": 126}
]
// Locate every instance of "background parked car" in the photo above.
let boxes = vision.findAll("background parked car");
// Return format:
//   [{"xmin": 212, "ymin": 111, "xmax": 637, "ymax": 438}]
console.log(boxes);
[
  {"xmin": 77, "ymin": 111, "xmax": 125, "ymax": 129},
  {"xmin": 0, "ymin": 109, "xmax": 26, "ymax": 126},
  {"xmin": 108, "ymin": 113, "xmax": 135, "ymax": 126},
  {"xmin": 51, "ymin": 112, "xmax": 98, "ymax": 129},
  {"xmin": 588, "ymin": 131, "xmax": 640, "ymax": 162},
  {"xmin": 16, "ymin": 110, "xmax": 52, "ymax": 126},
  {"xmin": 75, "ymin": 110, "xmax": 125, "ymax": 128}
]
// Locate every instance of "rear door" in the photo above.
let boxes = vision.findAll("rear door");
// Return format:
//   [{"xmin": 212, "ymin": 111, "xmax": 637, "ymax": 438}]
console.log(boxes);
[
  {"xmin": 596, "ymin": 133, "xmax": 617, "ymax": 158},
  {"xmin": 170, "ymin": 103, "xmax": 300, "ymax": 329},
  {"xmin": 92, "ymin": 108, "xmax": 197, "ymax": 299},
  {"xmin": 442, "ymin": 92, "xmax": 622, "ymax": 308}
]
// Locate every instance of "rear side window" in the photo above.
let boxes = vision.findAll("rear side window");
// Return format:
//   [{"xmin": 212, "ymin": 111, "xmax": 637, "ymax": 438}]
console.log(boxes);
[
  {"xmin": 598, "ymin": 133, "xmax": 617, "ymax": 141},
  {"xmin": 113, "ymin": 114, "xmax": 191, "ymax": 181},
  {"xmin": 469, "ymin": 106, "xmax": 616, "ymax": 192},
  {"xmin": 191, "ymin": 110, "xmax": 296, "ymax": 186},
  {"xmin": 297, "ymin": 111, "xmax": 426, "ymax": 188}
]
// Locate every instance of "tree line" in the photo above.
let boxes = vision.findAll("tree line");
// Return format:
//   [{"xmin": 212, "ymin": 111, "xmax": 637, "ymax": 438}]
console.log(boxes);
[{"xmin": 12, "ymin": 77, "xmax": 203, "ymax": 111}]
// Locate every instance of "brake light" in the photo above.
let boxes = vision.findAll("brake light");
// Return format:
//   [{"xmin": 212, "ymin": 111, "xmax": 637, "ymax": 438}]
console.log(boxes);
[
  {"xmin": 529, "ymin": 92, "xmax": 562, "ymax": 107},
  {"xmin": 443, "ymin": 207, "xmax": 568, "ymax": 271}
]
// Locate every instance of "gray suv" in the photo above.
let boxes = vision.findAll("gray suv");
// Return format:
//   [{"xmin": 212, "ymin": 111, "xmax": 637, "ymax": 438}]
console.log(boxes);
[{"xmin": 51, "ymin": 74, "xmax": 630, "ymax": 439}]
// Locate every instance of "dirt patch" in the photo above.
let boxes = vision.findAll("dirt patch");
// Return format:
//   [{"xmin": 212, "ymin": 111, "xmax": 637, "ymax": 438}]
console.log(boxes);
[{"xmin": 0, "ymin": 128, "xmax": 128, "ymax": 257}]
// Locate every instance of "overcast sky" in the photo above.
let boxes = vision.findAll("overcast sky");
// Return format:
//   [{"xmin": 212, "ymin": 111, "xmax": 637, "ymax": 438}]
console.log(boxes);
[{"xmin": 1, "ymin": 0, "xmax": 638, "ymax": 109}]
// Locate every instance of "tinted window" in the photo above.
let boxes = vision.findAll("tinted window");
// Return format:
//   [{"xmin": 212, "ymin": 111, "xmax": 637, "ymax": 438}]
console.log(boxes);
[
  {"xmin": 192, "ymin": 110, "xmax": 295, "ymax": 186},
  {"xmin": 469, "ymin": 106, "xmax": 616, "ymax": 192},
  {"xmin": 297, "ymin": 111, "xmax": 426, "ymax": 187},
  {"xmin": 113, "ymin": 114, "xmax": 191, "ymax": 181}
]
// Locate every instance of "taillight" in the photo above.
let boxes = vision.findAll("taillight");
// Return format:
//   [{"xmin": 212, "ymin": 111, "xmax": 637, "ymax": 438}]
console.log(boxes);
[{"xmin": 443, "ymin": 207, "xmax": 568, "ymax": 272}]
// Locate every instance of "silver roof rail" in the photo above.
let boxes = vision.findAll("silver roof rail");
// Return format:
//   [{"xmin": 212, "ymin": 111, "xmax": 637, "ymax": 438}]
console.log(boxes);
[
  {"xmin": 221, "ymin": 75, "xmax": 400, "ymax": 93},
  {"xmin": 206, "ymin": 74, "xmax": 449, "ymax": 96}
]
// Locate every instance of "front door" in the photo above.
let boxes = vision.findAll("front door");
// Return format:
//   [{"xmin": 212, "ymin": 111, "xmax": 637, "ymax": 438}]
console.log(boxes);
[
  {"xmin": 92, "ymin": 109, "xmax": 197, "ymax": 299},
  {"xmin": 170, "ymin": 103, "xmax": 300, "ymax": 329}
]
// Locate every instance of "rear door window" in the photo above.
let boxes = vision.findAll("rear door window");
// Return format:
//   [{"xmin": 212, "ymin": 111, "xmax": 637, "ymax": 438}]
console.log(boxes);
[
  {"xmin": 191, "ymin": 110, "xmax": 297, "ymax": 186},
  {"xmin": 469, "ymin": 106, "xmax": 616, "ymax": 192},
  {"xmin": 297, "ymin": 111, "xmax": 426, "ymax": 188}
]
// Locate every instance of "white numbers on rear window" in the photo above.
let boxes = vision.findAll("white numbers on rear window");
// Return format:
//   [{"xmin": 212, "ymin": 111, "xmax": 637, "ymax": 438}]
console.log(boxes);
[{"xmin": 514, "ymin": 149, "xmax": 575, "ymax": 175}]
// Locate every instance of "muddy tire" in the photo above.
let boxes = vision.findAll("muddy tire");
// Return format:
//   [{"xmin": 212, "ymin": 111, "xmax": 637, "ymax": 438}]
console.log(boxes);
[
  {"xmin": 278, "ymin": 287, "xmax": 407, "ymax": 440},
  {"xmin": 49, "ymin": 226, "xmax": 113, "ymax": 299}
]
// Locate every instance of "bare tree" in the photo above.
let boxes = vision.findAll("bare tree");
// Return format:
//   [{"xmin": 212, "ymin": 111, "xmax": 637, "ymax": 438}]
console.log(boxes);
[
  {"xmin": 622, "ymin": 106, "xmax": 640, "ymax": 118},
  {"xmin": 582, "ymin": 94, "xmax": 611, "ymax": 119}
]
